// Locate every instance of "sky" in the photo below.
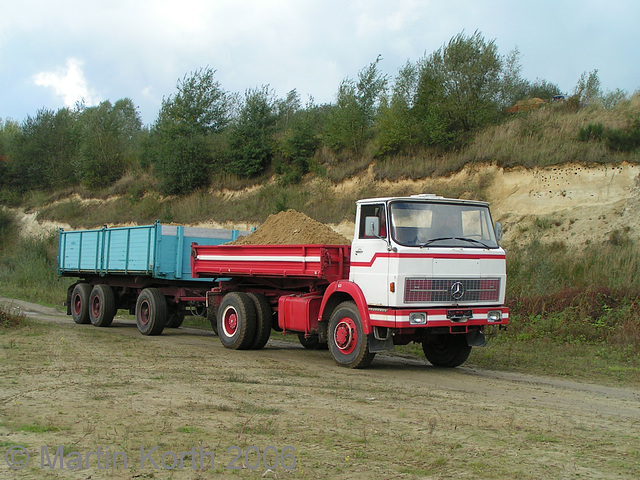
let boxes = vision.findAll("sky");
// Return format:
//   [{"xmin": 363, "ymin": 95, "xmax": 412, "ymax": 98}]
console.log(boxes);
[{"xmin": 1, "ymin": 0, "xmax": 639, "ymax": 126}]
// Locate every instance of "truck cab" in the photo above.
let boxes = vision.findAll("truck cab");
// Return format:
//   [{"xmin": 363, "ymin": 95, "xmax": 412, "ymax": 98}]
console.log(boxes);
[{"xmin": 349, "ymin": 194, "xmax": 508, "ymax": 366}]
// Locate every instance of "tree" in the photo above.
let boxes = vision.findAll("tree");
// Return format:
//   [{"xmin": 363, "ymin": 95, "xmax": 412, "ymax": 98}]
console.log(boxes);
[
  {"xmin": 76, "ymin": 99, "xmax": 143, "ymax": 189},
  {"xmin": 499, "ymin": 47, "xmax": 529, "ymax": 107},
  {"xmin": 10, "ymin": 108, "xmax": 80, "ymax": 190},
  {"xmin": 149, "ymin": 67, "xmax": 230, "ymax": 195},
  {"xmin": 274, "ymin": 98, "xmax": 321, "ymax": 184},
  {"xmin": 375, "ymin": 61, "xmax": 422, "ymax": 155},
  {"xmin": 226, "ymin": 86, "xmax": 277, "ymax": 177},
  {"xmin": 324, "ymin": 56, "xmax": 388, "ymax": 153},
  {"xmin": 413, "ymin": 31, "xmax": 503, "ymax": 146},
  {"xmin": 0, "ymin": 118, "xmax": 20, "ymax": 189},
  {"xmin": 276, "ymin": 89, "xmax": 302, "ymax": 131},
  {"xmin": 573, "ymin": 70, "xmax": 602, "ymax": 106},
  {"xmin": 525, "ymin": 79, "xmax": 562, "ymax": 101},
  {"xmin": 0, "ymin": 118, "xmax": 20, "ymax": 167}
]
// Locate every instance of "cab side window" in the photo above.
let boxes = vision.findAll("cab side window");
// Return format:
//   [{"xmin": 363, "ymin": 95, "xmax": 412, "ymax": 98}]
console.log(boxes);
[{"xmin": 358, "ymin": 204, "xmax": 387, "ymax": 239}]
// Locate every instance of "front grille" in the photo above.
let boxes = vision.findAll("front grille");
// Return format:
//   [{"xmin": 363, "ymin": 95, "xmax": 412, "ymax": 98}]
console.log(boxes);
[{"xmin": 404, "ymin": 278, "xmax": 501, "ymax": 303}]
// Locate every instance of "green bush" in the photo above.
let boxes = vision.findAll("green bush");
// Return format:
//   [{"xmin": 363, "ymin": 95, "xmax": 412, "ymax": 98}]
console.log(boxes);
[
  {"xmin": 605, "ymin": 118, "xmax": 640, "ymax": 152},
  {"xmin": 578, "ymin": 123, "xmax": 604, "ymax": 142},
  {"xmin": 0, "ymin": 233, "xmax": 72, "ymax": 305},
  {"xmin": 0, "ymin": 208, "xmax": 16, "ymax": 244}
]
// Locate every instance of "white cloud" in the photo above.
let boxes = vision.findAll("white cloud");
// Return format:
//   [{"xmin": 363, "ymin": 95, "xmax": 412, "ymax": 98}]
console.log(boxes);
[{"xmin": 33, "ymin": 58, "xmax": 100, "ymax": 107}]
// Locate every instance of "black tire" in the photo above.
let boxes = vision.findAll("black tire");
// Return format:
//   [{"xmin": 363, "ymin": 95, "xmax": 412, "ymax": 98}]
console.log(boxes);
[
  {"xmin": 328, "ymin": 301, "xmax": 375, "ymax": 368},
  {"xmin": 71, "ymin": 283, "xmax": 92, "ymax": 324},
  {"xmin": 422, "ymin": 334, "xmax": 472, "ymax": 368},
  {"xmin": 207, "ymin": 305, "xmax": 218, "ymax": 335},
  {"xmin": 89, "ymin": 284, "xmax": 116, "ymax": 327},
  {"xmin": 298, "ymin": 333, "xmax": 328, "ymax": 350},
  {"xmin": 246, "ymin": 293, "xmax": 272, "ymax": 350},
  {"xmin": 165, "ymin": 312, "xmax": 184, "ymax": 328},
  {"xmin": 217, "ymin": 292, "xmax": 256, "ymax": 350},
  {"xmin": 135, "ymin": 288, "xmax": 167, "ymax": 336}
]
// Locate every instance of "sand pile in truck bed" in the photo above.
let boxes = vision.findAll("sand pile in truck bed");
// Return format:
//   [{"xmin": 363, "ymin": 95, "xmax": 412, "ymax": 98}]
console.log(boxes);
[{"xmin": 231, "ymin": 209, "xmax": 350, "ymax": 245}]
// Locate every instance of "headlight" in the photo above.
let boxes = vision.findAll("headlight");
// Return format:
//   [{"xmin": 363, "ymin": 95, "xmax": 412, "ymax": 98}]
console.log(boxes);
[
  {"xmin": 487, "ymin": 310, "xmax": 502, "ymax": 322},
  {"xmin": 409, "ymin": 312, "xmax": 427, "ymax": 325}
]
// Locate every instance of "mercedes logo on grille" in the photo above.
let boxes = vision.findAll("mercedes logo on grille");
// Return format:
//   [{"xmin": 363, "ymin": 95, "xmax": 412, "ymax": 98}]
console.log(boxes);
[{"xmin": 450, "ymin": 281, "xmax": 465, "ymax": 300}]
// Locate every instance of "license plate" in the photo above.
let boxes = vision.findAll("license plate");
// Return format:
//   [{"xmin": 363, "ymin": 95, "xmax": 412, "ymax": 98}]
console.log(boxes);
[{"xmin": 447, "ymin": 309, "xmax": 472, "ymax": 320}]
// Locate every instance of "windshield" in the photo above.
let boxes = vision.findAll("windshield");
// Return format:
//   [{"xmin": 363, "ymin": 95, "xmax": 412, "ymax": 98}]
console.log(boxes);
[{"xmin": 389, "ymin": 201, "xmax": 498, "ymax": 248}]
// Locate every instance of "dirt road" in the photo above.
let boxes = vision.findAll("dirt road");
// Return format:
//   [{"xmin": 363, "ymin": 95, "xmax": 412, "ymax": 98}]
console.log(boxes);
[{"xmin": 1, "ymin": 298, "xmax": 639, "ymax": 479}]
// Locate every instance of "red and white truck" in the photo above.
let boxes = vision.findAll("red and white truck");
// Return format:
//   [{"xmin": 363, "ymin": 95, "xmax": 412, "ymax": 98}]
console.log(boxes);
[{"xmin": 192, "ymin": 194, "xmax": 509, "ymax": 368}]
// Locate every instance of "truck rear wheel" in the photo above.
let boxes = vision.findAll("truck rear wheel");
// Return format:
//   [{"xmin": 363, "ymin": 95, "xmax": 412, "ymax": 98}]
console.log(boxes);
[
  {"xmin": 217, "ymin": 292, "xmax": 256, "ymax": 350},
  {"xmin": 89, "ymin": 284, "xmax": 116, "ymax": 327},
  {"xmin": 247, "ymin": 293, "xmax": 272, "ymax": 350},
  {"xmin": 207, "ymin": 306, "xmax": 218, "ymax": 335},
  {"xmin": 422, "ymin": 334, "xmax": 471, "ymax": 368},
  {"xmin": 328, "ymin": 301, "xmax": 375, "ymax": 368},
  {"xmin": 71, "ymin": 283, "xmax": 92, "ymax": 324},
  {"xmin": 298, "ymin": 334, "xmax": 328, "ymax": 350},
  {"xmin": 136, "ymin": 288, "xmax": 167, "ymax": 336}
]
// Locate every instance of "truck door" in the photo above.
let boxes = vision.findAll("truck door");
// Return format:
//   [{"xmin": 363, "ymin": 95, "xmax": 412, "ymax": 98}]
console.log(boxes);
[{"xmin": 349, "ymin": 203, "xmax": 389, "ymax": 306}]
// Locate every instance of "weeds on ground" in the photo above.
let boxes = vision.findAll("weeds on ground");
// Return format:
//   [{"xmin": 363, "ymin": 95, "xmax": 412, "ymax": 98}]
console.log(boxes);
[{"xmin": 0, "ymin": 303, "xmax": 25, "ymax": 329}]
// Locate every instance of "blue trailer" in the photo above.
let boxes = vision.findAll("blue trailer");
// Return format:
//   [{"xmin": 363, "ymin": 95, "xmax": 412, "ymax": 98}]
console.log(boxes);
[{"xmin": 58, "ymin": 221, "xmax": 249, "ymax": 335}]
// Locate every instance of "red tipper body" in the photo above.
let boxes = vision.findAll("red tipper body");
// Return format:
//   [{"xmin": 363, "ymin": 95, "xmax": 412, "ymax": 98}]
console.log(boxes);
[{"xmin": 191, "ymin": 244, "xmax": 350, "ymax": 284}]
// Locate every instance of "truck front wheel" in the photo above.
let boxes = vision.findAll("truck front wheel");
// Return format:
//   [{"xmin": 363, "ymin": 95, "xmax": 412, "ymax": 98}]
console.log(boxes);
[
  {"xmin": 136, "ymin": 288, "xmax": 167, "ymax": 336},
  {"xmin": 71, "ymin": 283, "xmax": 92, "ymax": 324},
  {"xmin": 422, "ymin": 334, "xmax": 471, "ymax": 368},
  {"xmin": 89, "ymin": 284, "xmax": 116, "ymax": 327},
  {"xmin": 217, "ymin": 292, "xmax": 256, "ymax": 350},
  {"xmin": 328, "ymin": 301, "xmax": 375, "ymax": 368}
]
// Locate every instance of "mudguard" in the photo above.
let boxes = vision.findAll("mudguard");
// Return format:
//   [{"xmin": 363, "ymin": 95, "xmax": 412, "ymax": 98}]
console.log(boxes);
[{"xmin": 319, "ymin": 280, "xmax": 372, "ymax": 334}]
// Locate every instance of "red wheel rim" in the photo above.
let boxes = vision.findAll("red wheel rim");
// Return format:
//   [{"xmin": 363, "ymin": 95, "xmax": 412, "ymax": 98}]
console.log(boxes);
[
  {"xmin": 91, "ymin": 295, "xmax": 101, "ymax": 318},
  {"xmin": 334, "ymin": 317, "xmax": 357, "ymax": 355},
  {"xmin": 139, "ymin": 301, "xmax": 150, "ymax": 326},
  {"xmin": 73, "ymin": 294, "xmax": 82, "ymax": 316},
  {"xmin": 223, "ymin": 307, "xmax": 238, "ymax": 337}
]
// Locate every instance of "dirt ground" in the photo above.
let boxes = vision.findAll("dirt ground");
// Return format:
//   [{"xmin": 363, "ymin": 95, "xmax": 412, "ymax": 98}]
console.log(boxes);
[{"xmin": 1, "ymin": 298, "xmax": 639, "ymax": 479}]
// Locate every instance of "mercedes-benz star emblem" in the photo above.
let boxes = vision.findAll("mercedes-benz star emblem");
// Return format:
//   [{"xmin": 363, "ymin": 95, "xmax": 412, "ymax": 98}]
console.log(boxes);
[{"xmin": 450, "ymin": 281, "xmax": 465, "ymax": 300}]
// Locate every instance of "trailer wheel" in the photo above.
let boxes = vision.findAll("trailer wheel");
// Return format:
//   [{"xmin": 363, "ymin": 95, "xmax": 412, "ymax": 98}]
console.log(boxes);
[
  {"xmin": 247, "ymin": 293, "xmax": 272, "ymax": 350},
  {"xmin": 422, "ymin": 334, "xmax": 471, "ymax": 368},
  {"xmin": 89, "ymin": 284, "xmax": 116, "ymax": 327},
  {"xmin": 207, "ymin": 306, "xmax": 218, "ymax": 335},
  {"xmin": 217, "ymin": 292, "xmax": 256, "ymax": 350},
  {"xmin": 136, "ymin": 288, "xmax": 167, "ymax": 336},
  {"xmin": 71, "ymin": 283, "xmax": 92, "ymax": 324},
  {"xmin": 165, "ymin": 312, "xmax": 184, "ymax": 328},
  {"xmin": 328, "ymin": 301, "xmax": 375, "ymax": 368},
  {"xmin": 298, "ymin": 334, "xmax": 328, "ymax": 350}
]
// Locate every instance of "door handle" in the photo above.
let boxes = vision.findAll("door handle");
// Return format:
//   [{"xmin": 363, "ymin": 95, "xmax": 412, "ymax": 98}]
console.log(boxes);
[{"xmin": 355, "ymin": 248, "xmax": 363, "ymax": 255}]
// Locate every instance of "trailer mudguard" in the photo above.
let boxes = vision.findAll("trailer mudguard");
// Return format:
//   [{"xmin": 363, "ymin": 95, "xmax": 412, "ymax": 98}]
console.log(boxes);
[{"xmin": 319, "ymin": 280, "xmax": 372, "ymax": 335}]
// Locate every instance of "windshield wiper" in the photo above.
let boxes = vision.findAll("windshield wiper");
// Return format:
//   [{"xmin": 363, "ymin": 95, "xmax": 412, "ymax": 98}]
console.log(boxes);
[{"xmin": 420, "ymin": 237, "xmax": 490, "ymax": 248}]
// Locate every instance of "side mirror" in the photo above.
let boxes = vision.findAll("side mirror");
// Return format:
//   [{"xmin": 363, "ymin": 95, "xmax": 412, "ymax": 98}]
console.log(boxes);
[
  {"xmin": 494, "ymin": 222, "xmax": 503, "ymax": 244},
  {"xmin": 365, "ymin": 217, "xmax": 380, "ymax": 237}
]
